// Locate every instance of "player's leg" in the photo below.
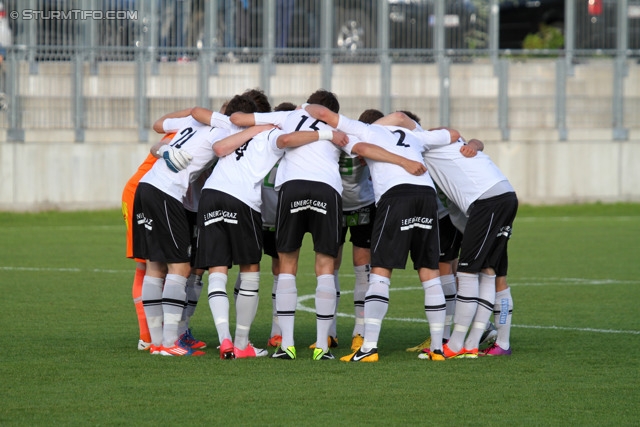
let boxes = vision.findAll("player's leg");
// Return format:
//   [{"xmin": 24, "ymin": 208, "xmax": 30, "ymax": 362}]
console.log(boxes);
[
  {"xmin": 272, "ymin": 250, "xmax": 300, "ymax": 359},
  {"xmin": 179, "ymin": 267, "xmax": 206, "ymax": 349},
  {"xmin": 261, "ymin": 228, "xmax": 282, "ymax": 347},
  {"xmin": 462, "ymin": 268, "xmax": 496, "ymax": 357},
  {"xmin": 206, "ymin": 265, "xmax": 234, "ymax": 358},
  {"xmin": 132, "ymin": 260, "xmax": 151, "ymax": 349},
  {"xmin": 416, "ymin": 266, "xmax": 446, "ymax": 360},
  {"xmin": 161, "ymin": 262, "xmax": 191, "ymax": 352},
  {"xmin": 308, "ymin": 186, "xmax": 342, "ymax": 360},
  {"xmin": 313, "ymin": 251, "xmax": 338, "ymax": 358},
  {"xmin": 351, "ymin": 245, "xmax": 371, "ymax": 350},
  {"xmin": 141, "ymin": 260, "xmax": 167, "ymax": 352},
  {"xmin": 267, "ymin": 256, "xmax": 282, "ymax": 347},
  {"xmin": 234, "ymin": 263, "xmax": 268, "ymax": 358}
]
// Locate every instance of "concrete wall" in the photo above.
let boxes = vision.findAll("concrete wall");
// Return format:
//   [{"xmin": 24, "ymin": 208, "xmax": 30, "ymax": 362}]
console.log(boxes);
[{"xmin": 1, "ymin": 138, "xmax": 639, "ymax": 212}]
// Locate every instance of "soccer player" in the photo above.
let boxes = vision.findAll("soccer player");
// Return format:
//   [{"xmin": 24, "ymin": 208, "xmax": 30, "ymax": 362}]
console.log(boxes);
[
  {"xmin": 261, "ymin": 101, "xmax": 298, "ymax": 349},
  {"xmin": 229, "ymin": 89, "xmax": 348, "ymax": 361},
  {"xmin": 310, "ymin": 108, "xmax": 384, "ymax": 352},
  {"xmin": 133, "ymin": 95, "xmax": 256, "ymax": 356},
  {"xmin": 121, "ymin": 142, "xmax": 163, "ymax": 351},
  {"xmin": 303, "ymin": 104, "xmax": 459, "ymax": 362},
  {"xmin": 418, "ymin": 137, "xmax": 518, "ymax": 359}
]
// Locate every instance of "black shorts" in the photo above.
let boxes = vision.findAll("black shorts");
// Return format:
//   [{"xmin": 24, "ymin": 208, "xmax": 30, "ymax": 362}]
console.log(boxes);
[
  {"xmin": 262, "ymin": 228, "xmax": 278, "ymax": 259},
  {"xmin": 340, "ymin": 203, "xmax": 376, "ymax": 248},
  {"xmin": 439, "ymin": 214, "xmax": 463, "ymax": 262},
  {"xmin": 195, "ymin": 189, "xmax": 263, "ymax": 269},
  {"xmin": 132, "ymin": 182, "xmax": 192, "ymax": 264},
  {"xmin": 275, "ymin": 180, "xmax": 342, "ymax": 257},
  {"xmin": 457, "ymin": 192, "xmax": 518, "ymax": 274},
  {"xmin": 370, "ymin": 185, "xmax": 440, "ymax": 270}
]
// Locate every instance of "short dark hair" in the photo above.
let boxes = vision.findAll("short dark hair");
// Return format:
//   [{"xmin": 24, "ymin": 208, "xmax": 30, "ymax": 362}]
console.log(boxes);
[
  {"xmin": 306, "ymin": 89, "xmax": 340, "ymax": 113},
  {"xmin": 224, "ymin": 95, "xmax": 258, "ymax": 116},
  {"xmin": 358, "ymin": 108, "xmax": 384, "ymax": 124},
  {"xmin": 399, "ymin": 110, "xmax": 421, "ymax": 125},
  {"xmin": 243, "ymin": 88, "xmax": 271, "ymax": 113},
  {"xmin": 274, "ymin": 101, "xmax": 297, "ymax": 112}
]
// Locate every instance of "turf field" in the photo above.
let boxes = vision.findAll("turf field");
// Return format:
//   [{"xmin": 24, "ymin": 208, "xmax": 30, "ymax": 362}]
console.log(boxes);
[{"xmin": 1, "ymin": 203, "xmax": 639, "ymax": 426}]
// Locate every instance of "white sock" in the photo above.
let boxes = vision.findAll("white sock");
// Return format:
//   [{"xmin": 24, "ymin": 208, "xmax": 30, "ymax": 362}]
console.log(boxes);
[
  {"xmin": 352, "ymin": 264, "xmax": 370, "ymax": 337},
  {"xmin": 162, "ymin": 274, "xmax": 187, "ymax": 348},
  {"xmin": 207, "ymin": 272, "xmax": 231, "ymax": 343},
  {"xmin": 423, "ymin": 277, "xmax": 445, "ymax": 352},
  {"xmin": 329, "ymin": 270, "xmax": 340, "ymax": 338},
  {"xmin": 141, "ymin": 275, "xmax": 164, "ymax": 346},
  {"xmin": 362, "ymin": 274, "xmax": 390, "ymax": 351},
  {"xmin": 314, "ymin": 274, "xmax": 336, "ymax": 352},
  {"xmin": 276, "ymin": 273, "xmax": 297, "ymax": 348},
  {"xmin": 234, "ymin": 272, "xmax": 260, "ymax": 350},
  {"xmin": 464, "ymin": 273, "xmax": 496, "ymax": 350},
  {"xmin": 440, "ymin": 273, "xmax": 457, "ymax": 341},
  {"xmin": 447, "ymin": 272, "xmax": 479, "ymax": 352},
  {"xmin": 494, "ymin": 287, "xmax": 513, "ymax": 350}
]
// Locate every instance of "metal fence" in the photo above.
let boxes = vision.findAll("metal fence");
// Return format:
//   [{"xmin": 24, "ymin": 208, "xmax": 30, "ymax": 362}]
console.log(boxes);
[{"xmin": 2, "ymin": 0, "xmax": 640, "ymax": 142}]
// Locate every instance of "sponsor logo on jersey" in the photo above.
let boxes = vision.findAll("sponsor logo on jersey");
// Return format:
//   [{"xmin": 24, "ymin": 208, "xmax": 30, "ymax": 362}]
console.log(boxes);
[
  {"xmin": 399, "ymin": 216, "xmax": 433, "ymax": 231},
  {"xmin": 203, "ymin": 210, "xmax": 238, "ymax": 226}
]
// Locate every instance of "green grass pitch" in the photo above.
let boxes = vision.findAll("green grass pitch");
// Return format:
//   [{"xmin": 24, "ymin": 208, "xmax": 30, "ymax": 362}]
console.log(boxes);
[{"xmin": 0, "ymin": 203, "xmax": 639, "ymax": 425}]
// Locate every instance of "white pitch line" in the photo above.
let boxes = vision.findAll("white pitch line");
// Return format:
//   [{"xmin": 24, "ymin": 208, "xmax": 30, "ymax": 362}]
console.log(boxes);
[{"xmin": 296, "ymin": 288, "xmax": 640, "ymax": 336}]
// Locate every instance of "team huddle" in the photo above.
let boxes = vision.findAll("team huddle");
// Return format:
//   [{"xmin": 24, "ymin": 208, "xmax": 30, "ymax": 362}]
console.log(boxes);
[{"xmin": 121, "ymin": 88, "xmax": 517, "ymax": 362}]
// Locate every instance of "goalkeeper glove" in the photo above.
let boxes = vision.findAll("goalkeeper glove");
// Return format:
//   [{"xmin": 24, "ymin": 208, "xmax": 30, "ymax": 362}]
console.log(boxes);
[{"xmin": 157, "ymin": 145, "xmax": 193, "ymax": 173}]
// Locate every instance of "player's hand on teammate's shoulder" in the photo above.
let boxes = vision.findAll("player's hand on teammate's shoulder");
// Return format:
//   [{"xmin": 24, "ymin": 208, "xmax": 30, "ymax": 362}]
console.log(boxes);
[
  {"xmin": 330, "ymin": 130, "xmax": 349, "ymax": 147},
  {"xmin": 460, "ymin": 138, "xmax": 484, "ymax": 158}
]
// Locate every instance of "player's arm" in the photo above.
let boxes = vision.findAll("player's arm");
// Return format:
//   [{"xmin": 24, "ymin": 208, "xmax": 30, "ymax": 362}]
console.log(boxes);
[
  {"xmin": 351, "ymin": 142, "xmax": 427, "ymax": 176},
  {"xmin": 213, "ymin": 124, "xmax": 275, "ymax": 157},
  {"xmin": 229, "ymin": 112, "xmax": 256, "ymax": 127},
  {"xmin": 192, "ymin": 107, "xmax": 232, "ymax": 129},
  {"xmin": 302, "ymin": 104, "xmax": 340, "ymax": 128},
  {"xmin": 152, "ymin": 108, "xmax": 193, "ymax": 134},
  {"xmin": 427, "ymin": 126, "xmax": 461, "ymax": 142},
  {"xmin": 191, "ymin": 107, "xmax": 214, "ymax": 126},
  {"xmin": 276, "ymin": 129, "xmax": 348, "ymax": 149}
]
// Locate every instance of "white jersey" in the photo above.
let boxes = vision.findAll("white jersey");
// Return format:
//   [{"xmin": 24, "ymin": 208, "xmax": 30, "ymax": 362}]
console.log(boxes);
[
  {"xmin": 339, "ymin": 151, "xmax": 375, "ymax": 210},
  {"xmin": 140, "ymin": 116, "xmax": 219, "ymax": 203},
  {"xmin": 209, "ymin": 111, "xmax": 232, "ymax": 129},
  {"xmin": 204, "ymin": 128, "xmax": 286, "ymax": 212},
  {"xmin": 423, "ymin": 140, "xmax": 514, "ymax": 215},
  {"xmin": 254, "ymin": 109, "xmax": 346, "ymax": 193},
  {"xmin": 338, "ymin": 114, "xmax": 451, "ymax": 203}
]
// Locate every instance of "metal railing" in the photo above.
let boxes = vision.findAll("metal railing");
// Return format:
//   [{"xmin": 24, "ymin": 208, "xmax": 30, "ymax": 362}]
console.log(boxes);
[{"xmin": 2, "ymin": 0, "xmax": 639, "ymax": 142}]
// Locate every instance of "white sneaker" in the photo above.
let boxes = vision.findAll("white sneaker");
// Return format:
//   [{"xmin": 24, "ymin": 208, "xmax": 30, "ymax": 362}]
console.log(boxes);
[{"xmin": 138, "ymin": 339, "xmax": 152, "ymax": 351}]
